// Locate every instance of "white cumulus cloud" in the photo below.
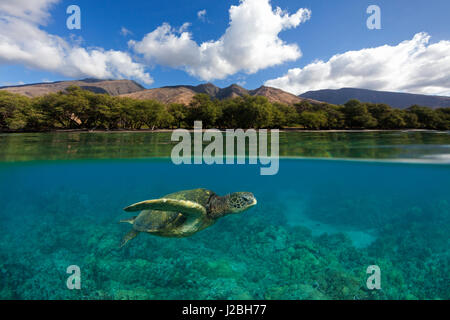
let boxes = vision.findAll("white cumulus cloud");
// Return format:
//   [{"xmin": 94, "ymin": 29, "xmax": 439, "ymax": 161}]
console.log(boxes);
[
  {"xmin": 0, "ymin": 0, "xmax": 59, "ymax": 24},
  {"xmin": 129, "ymin": 0, "xmax": 311, "ymax": 81},
  {"xmin": 265, "ymin": 33, "xmax": 450, "ymax": 96},
  {"xmin": 0, "ymin": 0, "xmax": 153, "ymax": 84}
]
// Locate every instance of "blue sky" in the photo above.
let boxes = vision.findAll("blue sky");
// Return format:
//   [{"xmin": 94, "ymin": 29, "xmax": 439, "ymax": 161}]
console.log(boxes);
[{"xmin": 0, "ymin": 0, "xmax": 449, "ymax": 95}]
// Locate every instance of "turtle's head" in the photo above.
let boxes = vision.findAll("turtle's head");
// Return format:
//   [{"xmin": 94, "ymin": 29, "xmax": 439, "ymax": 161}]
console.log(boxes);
[{"xmin": 227, "ymin": 192, "xmax": 257, "ymax": 214}]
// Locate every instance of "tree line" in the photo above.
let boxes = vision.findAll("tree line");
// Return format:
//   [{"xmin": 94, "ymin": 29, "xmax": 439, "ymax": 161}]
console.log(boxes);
[{"xmin": 1, "ymin": 85, "xmax": 449, "ymax": 131}]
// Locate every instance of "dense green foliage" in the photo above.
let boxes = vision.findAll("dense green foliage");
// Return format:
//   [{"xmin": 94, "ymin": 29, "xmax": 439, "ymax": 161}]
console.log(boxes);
[{"xmin": 1, "ymin": 87, "xmax": 449, "ymax": 131}]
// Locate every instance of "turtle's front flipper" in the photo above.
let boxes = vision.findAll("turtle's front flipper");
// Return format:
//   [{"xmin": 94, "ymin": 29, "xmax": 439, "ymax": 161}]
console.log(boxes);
[
  {"xmin": 120, "ymin": 229, "xmax": 140, "ymax": 248},
  {"xmin": 124, "ymin": 199, "xmax": 207, "ymax": 218}
]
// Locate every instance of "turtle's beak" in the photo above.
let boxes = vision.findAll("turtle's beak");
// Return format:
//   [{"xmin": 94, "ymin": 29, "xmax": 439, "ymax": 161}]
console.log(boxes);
[{"xmin": 247, "ymin": 197, "xmax": 257, "ymax": 209}]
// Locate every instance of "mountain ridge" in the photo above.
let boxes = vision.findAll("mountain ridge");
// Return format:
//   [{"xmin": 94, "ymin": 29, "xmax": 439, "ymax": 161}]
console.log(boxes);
[
  {"xmin": 1, "ymin": 79, "xmax": 320, "ymax": 105},
  {"xmin": 0, "ymin": 79, "xmax": 145, "ymax": 97},
  {"xmin": 300, "ymin": 87, "xmax": 450, "ymax": 109},
  {"xmin": 122, "ymin": 82, "xmax": 321, "ymax": 105},
  {"xmin": 5, "ymin": 79, "xmax": 448, "ymax": 109}
]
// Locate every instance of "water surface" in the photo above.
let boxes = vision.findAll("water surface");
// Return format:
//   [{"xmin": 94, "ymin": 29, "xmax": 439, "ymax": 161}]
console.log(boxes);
[{"xmin": 1, "ymin": 131, "xmax": 449, "ymax": 162}]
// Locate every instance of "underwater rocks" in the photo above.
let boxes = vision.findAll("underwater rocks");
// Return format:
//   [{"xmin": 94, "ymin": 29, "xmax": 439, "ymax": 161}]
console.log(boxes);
[{"xmin": 265, "ymin": 284, "xmax": 327, "ymax": 300}]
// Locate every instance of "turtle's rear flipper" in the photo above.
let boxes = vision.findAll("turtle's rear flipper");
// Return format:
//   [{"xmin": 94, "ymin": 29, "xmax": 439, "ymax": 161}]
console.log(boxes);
[
  {"xmin": 124, "ymin": 199, "xmax": 207, "ymax": 218},
  {"xmin": 120, "ymin": 229, "xmax": 140, "ymax": 248}
]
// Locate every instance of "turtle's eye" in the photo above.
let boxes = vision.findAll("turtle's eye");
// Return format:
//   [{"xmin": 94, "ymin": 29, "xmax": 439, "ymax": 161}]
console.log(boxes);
[{"xmin": 242, "ymin": 193, "xmax": 255, "ymax": 203}]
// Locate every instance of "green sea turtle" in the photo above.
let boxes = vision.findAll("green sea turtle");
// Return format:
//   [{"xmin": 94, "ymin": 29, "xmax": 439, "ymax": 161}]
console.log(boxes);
[{"xmin": 119, "ymin": 188, "xmax": 257, "ymax": 247}]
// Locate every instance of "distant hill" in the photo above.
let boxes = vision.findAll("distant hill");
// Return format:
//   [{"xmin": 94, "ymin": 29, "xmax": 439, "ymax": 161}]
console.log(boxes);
[
  {"xmin": 299, "ymin": 88, "xmax": 450, "ymax": 109},
  {"xmin": 123, "ymin": 83, "xmax": 320, "ymax": 105},
  {"xmin": 122, "ymin": 86, "xmax": 198, "ymax": 105},
  {"xmin": 0, "ymin": 79, "xmax": 322, "ymax": 105},
  {"xmin": 0, "ymin": 79, "xmax": 145, "ymax": 97}
]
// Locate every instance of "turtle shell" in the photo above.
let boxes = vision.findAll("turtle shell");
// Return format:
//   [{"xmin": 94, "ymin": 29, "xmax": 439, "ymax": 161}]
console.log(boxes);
[{"xmin": 133, "ymin": 189, "xmax": 215, "ymax": 232}]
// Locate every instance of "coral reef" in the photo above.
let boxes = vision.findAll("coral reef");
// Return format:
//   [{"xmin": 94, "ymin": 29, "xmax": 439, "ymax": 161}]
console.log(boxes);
[{"xmin": 0, "ymin": 189, "xmax": 448, "ymax": 300}]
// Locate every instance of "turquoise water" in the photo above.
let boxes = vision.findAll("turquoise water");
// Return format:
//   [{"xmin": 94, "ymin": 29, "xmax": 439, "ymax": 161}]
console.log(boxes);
[
  {"xmin": 1, "ymin": 159, "xmax": 449, "ymax": 300},
  {"xmin": 0, "ymin": 132, "xmax": 449, "ymax": 300}
]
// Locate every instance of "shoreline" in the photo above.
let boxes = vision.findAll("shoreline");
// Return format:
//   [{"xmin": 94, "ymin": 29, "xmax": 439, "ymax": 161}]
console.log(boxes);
[
  {"xmin": 0, "ymin": 128, "xmax": 445, "ymax": 134},
  {"xmin": 0, "ymin": 155, "xmax": 449, "ymax": 166}
]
